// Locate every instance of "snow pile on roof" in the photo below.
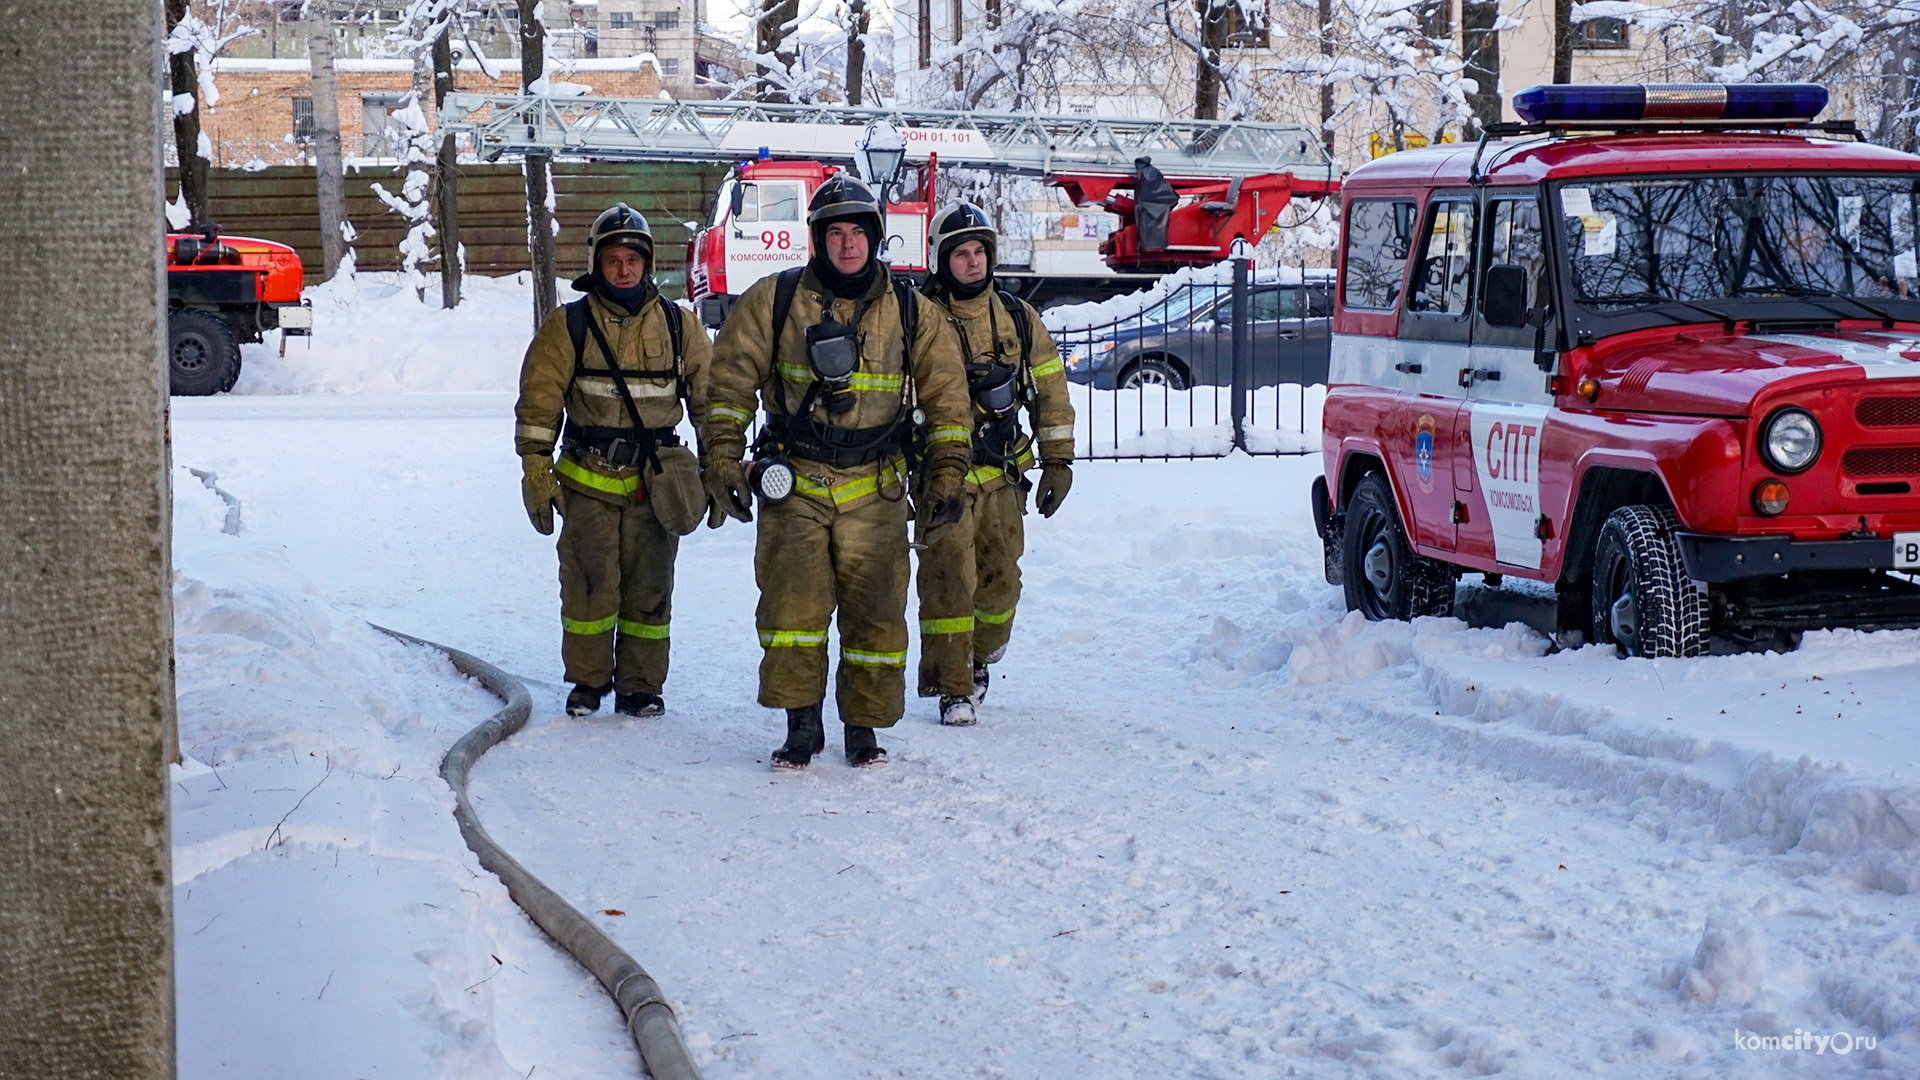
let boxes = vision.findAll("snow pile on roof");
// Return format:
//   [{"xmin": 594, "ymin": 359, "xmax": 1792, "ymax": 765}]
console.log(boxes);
[{"xmin": 235, "ymin": 271, "xmax": 583, "ymax": 395}]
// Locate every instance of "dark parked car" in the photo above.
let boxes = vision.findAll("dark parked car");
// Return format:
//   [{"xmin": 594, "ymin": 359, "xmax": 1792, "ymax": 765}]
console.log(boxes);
[{"xmin": 1061, "ymin": 275, "xmax": 1332, "ymax": 390}]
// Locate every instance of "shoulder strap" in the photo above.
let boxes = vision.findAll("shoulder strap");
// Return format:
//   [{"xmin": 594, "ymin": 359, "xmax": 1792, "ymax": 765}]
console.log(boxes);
[
  {"xmin": 770, "ymin": 267, "xmax": 804, "ymax": 359},
  {"xmin": 657, "ymin": 295, "xmax": 688, "ymax": 401},
  {"xmin": 578, "ymin": 308, "xmax": 664, "ymax": 474},
  {"xmin": 565, "ymin": 298, "xmax": 592, "ymax": 384},
  {"xmin": 895, "ymin": 275, "xmax": 917, "ymax": 381},
  {"xmin": 998, "ymin": 289, "xmax": 1032, "ymax": 370}
]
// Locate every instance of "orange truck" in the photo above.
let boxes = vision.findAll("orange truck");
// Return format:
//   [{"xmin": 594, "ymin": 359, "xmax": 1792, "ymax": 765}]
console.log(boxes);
[{"xmin": 165, "ymin": 225, "xmax": 311, "ymax": 395}]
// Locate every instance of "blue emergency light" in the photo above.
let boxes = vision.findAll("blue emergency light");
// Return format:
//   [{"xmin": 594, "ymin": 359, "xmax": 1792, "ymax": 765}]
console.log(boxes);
[{"xmin": 1512, "ymin": 83, "xmax": 1828, "ymax": 125}]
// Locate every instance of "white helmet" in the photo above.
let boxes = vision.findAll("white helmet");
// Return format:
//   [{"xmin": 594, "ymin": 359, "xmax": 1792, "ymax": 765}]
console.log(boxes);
[{"xmin": 930, "ymin": 201, "xmax": 996, "ymax": 272}]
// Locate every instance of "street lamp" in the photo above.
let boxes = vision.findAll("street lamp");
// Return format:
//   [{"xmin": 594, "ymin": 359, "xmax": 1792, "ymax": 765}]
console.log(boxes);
[{"xmin": 855, "ymin": 120, "xmax": 907, "ymax": 262}]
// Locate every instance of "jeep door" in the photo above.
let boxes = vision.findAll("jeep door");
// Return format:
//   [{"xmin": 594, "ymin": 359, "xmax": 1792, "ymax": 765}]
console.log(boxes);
[
  {"xmin": 1391, "ymin": 193, "xmax": 1480, "ymax": 553},
  {"xmin": 1458, "ymin": 193, "xmax": 1557, "ymax": 572}
]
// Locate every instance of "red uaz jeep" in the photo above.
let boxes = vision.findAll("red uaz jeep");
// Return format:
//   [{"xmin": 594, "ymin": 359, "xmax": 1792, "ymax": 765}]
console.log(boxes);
[
  {"xmin": 166, "ymin": 225, "xmax": 311, "ymax": 395},
  {"xmin": 1313, "ymin": 84, "xmax": 1920, "ymax": 656}
]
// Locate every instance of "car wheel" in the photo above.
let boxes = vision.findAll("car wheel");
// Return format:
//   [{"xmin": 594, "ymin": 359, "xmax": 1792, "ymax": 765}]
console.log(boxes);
[
  {"xmin": 167, "ymin": 309, "xmax": 241, "ymax": 396},
  {"xmin": 1341, "ymin": 472, "xmax": 1456, "ymax": 620},
  {"xmin": 1120, "ymin": 356, "xmax": 1188, "ymax": 390},
  {"xmin": 1590, "ymin": 504, "xmax": 1708, "ymax": 658}
]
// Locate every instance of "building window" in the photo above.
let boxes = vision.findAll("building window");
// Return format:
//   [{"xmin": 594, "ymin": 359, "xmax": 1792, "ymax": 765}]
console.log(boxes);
[
  {"xmin": 292, "ymin": 95, "xmax": 314, "ymax": 144},
  {"xmin": 659, "ymin": 57, "xmax": 679, "ymax": 74},
  {"xmin": 360, "ymin": 92, "xmax": 407, "ymax": 157},
  {"xmin": 652, "ymin": 10, "xmax": 679, "ymax": 28},
  {"xmin": 1572, "ymin": 16, "xmax": 1628, "ymax": 49},
  {"xmin": 610, "ymin": 10, "xmax": 633, "ymax": 28}
]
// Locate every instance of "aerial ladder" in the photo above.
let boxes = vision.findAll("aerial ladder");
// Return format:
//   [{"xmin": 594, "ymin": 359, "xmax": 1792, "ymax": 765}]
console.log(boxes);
[{"xmin": 439, "ymin": 93, "xmax": 1341, "ymax": 315}]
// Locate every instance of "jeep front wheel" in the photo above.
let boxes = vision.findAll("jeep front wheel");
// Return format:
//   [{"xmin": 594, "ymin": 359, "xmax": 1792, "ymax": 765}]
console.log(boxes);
[
  {"xmin": 1341, "ymin": 472, "xmax": 1456, "ymax": 621},
  {"xmin": 1590, "ymin": 504, "xmax": 1708, "ymax": 658},
  {"xmin": 167, "ymin": 309, "xmax": 241, "ymax": 396}
]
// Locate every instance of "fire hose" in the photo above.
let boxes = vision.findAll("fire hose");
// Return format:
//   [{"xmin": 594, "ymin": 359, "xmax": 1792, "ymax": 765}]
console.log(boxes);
[{"xmin": 377, "ymin": 626, "xmax": 702, "ymax": 1080}]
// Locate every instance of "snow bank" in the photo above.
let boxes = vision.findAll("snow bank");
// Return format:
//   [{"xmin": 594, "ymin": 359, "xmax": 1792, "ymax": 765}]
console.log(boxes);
[
  {"xmin": 234, "ymin": 271, "xmax": 585, "ymax": 396},
  {"xmin": 170, "ymin": 464, "xmax": 630, "ymax": 1079}
]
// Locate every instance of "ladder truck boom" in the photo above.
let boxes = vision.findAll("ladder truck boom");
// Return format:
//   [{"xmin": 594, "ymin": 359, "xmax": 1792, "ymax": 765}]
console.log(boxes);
[{"xmin": 439, "ymin": 94, "xmax": 1342, "ymax": 319}]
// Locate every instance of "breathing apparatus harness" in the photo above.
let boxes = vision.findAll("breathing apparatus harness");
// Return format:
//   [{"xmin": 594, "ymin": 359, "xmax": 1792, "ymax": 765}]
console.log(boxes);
[
  {"xmin": 947, "ymin": 289, "xmax": 1036, "ymax": 488},
  {"xmin": 561, "ymin": 293, "xmax": 688, "ymax": 476},
  {"xmin": 747, "ymin": 266, "xmax": 925, "ymax": 503}
]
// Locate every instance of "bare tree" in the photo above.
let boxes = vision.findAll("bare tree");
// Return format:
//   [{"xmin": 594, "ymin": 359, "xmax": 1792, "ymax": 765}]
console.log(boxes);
[
  {"xmin": 165, "ymin": 0, "xmax": 212, "ymax": 228},
  {"xmin": 307, "ymin": 3, "xmax": 351, "ymax": 279},
  {"xmin": 432, "ymin": 21, "xmax": 462, "ymax": 307},
  {"xmin": 517, "ymin": 0, "xmax": 557, "ymax": 321},
  {"xmin": 753, "ymin": 0, "xmax": 803, "ymax": 102},
  {"xmin": 1460, "ymin": 0, "xmax": 1502, "ymax": 131},
  {"xmin": 845, "ymin": 0, "xmax": 870, "ymax": 105}
]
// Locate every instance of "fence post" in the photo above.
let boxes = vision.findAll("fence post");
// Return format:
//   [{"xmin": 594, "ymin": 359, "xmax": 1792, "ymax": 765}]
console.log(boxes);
[{"xmin": 1229, "ymin": 238, "xmax": 1253, "ymax": 452}]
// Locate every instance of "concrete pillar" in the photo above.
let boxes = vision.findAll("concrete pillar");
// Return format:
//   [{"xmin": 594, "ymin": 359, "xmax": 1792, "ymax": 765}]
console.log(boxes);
[{"xmin": 0, "ymin": 1, "xmax": 178, "ymax": 1077}]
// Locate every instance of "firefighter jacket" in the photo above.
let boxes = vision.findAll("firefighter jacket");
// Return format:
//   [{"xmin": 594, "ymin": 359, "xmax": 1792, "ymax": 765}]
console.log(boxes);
[
  {"xmin": 704, "ymin": 266, "xmax": 972, "ymax": 511},
  {"xmin": 929, "ymin": 287, "xmax": 1076, "ymax": 494},
  {"xmin": 515, "ymin": 287, "xmax": 712, "ymax": 505}
]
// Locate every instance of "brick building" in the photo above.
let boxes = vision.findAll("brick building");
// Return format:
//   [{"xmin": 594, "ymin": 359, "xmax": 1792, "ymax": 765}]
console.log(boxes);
[{"xmin": 200, "ymin": 56, "xmax": 662, "ymax": 167}]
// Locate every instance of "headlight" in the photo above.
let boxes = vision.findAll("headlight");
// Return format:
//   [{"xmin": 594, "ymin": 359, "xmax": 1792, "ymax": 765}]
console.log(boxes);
[
  {"xmin": 1096, "ymin": 340, "xmax": 1116, "ymax": 354},
  {"xmin": 1760, "ymin": 407, "xmax": 1822, "ymax": 474}
]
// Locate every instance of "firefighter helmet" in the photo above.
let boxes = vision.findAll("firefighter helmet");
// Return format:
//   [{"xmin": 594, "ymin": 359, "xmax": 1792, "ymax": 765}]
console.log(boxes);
[
  {"xmin": 808, "ymin": 173, "xmax": 883, "ymax": 228},
  {"xmin": 930, "ymin": 201, "xmax": 997, "ymax": 272},
  {"xmin": 587, "ymin": 203, "xmax": 653, "ymax": 264}
]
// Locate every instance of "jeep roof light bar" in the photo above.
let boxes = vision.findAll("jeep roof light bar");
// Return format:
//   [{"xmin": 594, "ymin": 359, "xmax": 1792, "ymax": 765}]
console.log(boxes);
[{"xmin": 1514, "ymin": 83, "xmax": 1829, "ymax": 126}]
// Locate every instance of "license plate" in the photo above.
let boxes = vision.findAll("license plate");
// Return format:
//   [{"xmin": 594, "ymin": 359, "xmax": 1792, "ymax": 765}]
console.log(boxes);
[
  {"xmin": 1896, "ymin": 532, "xmax": 1920, "ymax": 570},
  {"xmin": 276, "ymin": 305, "xmax": 313, "ymax": 329}
]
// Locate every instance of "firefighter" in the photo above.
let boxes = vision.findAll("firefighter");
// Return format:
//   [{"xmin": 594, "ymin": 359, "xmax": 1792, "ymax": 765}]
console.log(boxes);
[
  {"xmin": 702, "ymin": 174, "xmax": 972, "ymax": 769},
  {"xmin": 515, "ymin": 203, "xmax": 711, "ymax": 719},
  {"xmin": 915, "ymin": 202, "xmax": 1076, "ymax": 726}
]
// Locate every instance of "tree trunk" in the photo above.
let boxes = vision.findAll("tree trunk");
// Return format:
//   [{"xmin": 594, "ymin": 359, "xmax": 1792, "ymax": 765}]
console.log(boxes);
[
  {"xmin": 1461, "ymin": 0, "xmax": 1502, "ymax": 132},
  {"xmin": 165, "ymin": 0, "xmax": 210, "ymax": 228},
  {"xmin": 1193, "ymin": 0, "xmax": 1231, "ymax": 121},
  {"xmin": 845, "ymin": 0, "xmax": 868, "ymax": 106},
  {"xmin": 307, "ymin": 9, "xmax": 350, "ymax": 280},
  {"xmin": 1318, "ymin": 0, "xmax": 1334, "ymax": 152},
  {"xmin": 433, "ymin": 24, "xmax": 462, "ymax": 308},
  {"xmin": 518, "ymin": 0, "xmax": 558, "ymax": 321},
  {"xmin": 1552, "ymin": 0, "xmax": 1573, "ymax": 83},
  {"xmin": 0, "ymin": 1, "xmax": 177, "ymax": 1076},
  {"xmin": 755, "ymin": 0, "xmax": 800, "ymax": 102}
]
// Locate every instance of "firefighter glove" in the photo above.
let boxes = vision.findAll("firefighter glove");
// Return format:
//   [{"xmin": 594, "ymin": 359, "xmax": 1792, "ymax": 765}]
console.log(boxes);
[
  {"xmin": 521, "ymin": 454, "xmax": 563, "ymax": 535},
  {"xmin": 1035, "ymin": 462, "xmax": 1073, "ymax": 518},
  {"xmin": 923, "ymin": 466, "xmax": 966, "ymax": 528},
  {"xmin": 704, "ymin": 456, "xmax": 753, "ymax": 528}
]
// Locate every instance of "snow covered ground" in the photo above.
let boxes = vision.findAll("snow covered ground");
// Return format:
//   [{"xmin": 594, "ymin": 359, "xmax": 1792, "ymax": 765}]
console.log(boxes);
[{"xmin": 170, "ymin": 275, "xmax": 1920, "ymax": 1077}]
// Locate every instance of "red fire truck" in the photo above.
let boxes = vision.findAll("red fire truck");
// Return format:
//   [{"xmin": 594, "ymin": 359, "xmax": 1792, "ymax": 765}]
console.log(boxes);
[
  {"xmin": 1314, "ymin": 83, "xmax": 1920, "ymax": 655},
  {"xmin": 685, "ymin": 154, "xmax": 1337, "ymax": 327}
]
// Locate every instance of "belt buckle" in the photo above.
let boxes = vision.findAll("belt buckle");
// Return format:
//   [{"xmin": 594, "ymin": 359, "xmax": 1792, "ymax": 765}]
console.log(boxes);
[{"xmin": 603, "ymin": 437, "xmax": 632, "ymax": 469}]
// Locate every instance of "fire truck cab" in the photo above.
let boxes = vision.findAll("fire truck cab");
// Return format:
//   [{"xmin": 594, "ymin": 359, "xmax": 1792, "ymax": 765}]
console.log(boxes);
[
  {"xmin": 686, "ymin": 159, "xmax": 930, "ymax": 328},
  {"xmin": 1314, "ymin": 84, "xmax": 1920, "ymax": 655}
]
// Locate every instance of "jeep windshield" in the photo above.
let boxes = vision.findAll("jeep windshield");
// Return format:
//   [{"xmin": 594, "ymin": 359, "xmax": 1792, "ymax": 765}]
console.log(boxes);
[{"xmin": 1557, "ymin": 174, "xmax": 1920, "ymax": 329}]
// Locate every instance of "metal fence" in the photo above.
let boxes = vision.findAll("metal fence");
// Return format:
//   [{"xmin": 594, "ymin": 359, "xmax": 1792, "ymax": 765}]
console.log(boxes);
[{"xmin": 1048, "ymin": 256, "xmax": 1331, "ymax": 460}]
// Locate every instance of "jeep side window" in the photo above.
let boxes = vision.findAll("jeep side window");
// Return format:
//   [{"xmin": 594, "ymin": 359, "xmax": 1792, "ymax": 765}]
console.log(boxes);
[
  {"xmin": 1486, "ymin": 198, "xmax": 1547, "ymax": 309},
  {"xmin": 1343, "ymin": 199, "xmax": 1418, "ymax": 310},
  {"xmin": 1409, "ymin": 199, "xmax": 1475, "ymax": 315}
]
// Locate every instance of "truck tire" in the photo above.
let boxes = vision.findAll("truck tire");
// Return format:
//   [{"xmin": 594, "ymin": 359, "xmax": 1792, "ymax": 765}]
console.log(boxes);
[
  {"xmin": 168, "ymin": 309, "xmax": 241, "ymax": 396},
  {"xmin": 1590, "ymin": 504, "xmax": 1708, "ymax": 658},
  {"xmin": 1342, "ymin": 472, "xmax": 1456, "ymax": 621}
]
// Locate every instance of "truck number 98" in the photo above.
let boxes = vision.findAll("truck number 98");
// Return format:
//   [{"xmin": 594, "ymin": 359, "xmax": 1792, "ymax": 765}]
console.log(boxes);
[{"xmin": 761, "ymin": 230, "xmax": 792, "ymax": 250}]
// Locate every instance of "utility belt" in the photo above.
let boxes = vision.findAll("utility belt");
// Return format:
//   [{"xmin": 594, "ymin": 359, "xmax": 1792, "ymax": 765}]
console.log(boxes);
[
  {"xmin": 563, "ymin": 420, "xmax": 682, "ymax": 470},
  {"xmin": 773, "ymin": 416, "xmax": 905, "ymax": 470}
]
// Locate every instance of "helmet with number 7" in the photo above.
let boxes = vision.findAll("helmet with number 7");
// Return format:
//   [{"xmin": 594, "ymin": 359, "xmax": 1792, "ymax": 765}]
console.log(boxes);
[
  {"xmin": 587, "ymin": 202, "xmax": 653, "ymax": 267},
  {"xmin": 807, "ymin": 173, "xmax": 884, "ymax": 255},
  {"xmin": 930, "ymin": 201, "xmax": 997, "ymax": 272}
]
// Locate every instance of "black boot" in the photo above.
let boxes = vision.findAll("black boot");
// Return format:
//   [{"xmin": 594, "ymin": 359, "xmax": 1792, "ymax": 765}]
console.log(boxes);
[
  {"xmin": 566, "ymin": 683, "xmax": 610, "ymax": 717},
  {"xmin": 770, "ymin": 704, "xmax": 826, "ymax": 770},
  {"xmin": 614, "ymin": 691, "xmax": 664, "ymax": 717},
  {"xmin": 845, "ymin": 724, "xmax": 888, "ymax": 768},
  {"xmin": 970, "ymin": 662, "xmax": 991, "ymax": 704}
]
